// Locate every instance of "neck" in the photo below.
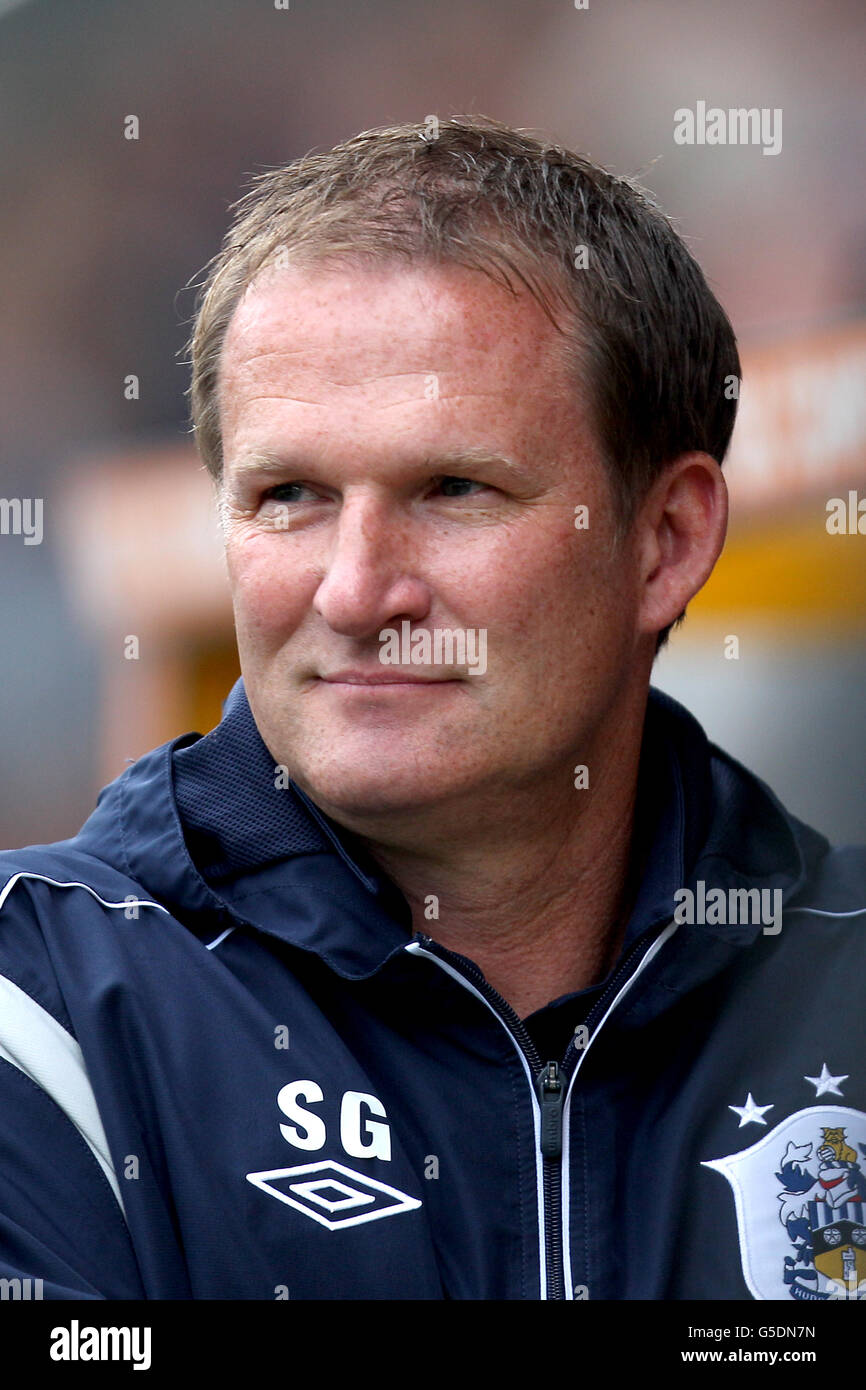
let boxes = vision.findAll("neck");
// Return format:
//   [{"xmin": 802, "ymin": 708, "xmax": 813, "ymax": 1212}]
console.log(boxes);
[{"xmin": 358, "ymin": 690, "xmax": 650, "ymax": 1019}]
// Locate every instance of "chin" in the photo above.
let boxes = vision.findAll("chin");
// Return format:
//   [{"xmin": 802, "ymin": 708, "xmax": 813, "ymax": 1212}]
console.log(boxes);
[{"xmin": 291, "ymin": 755, "xmax": 471, "ymax": 824}]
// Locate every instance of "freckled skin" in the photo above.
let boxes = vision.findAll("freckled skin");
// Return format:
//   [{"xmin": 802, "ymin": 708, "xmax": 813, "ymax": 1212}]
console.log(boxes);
[
  {"xmin": 220, "ymin": 264, "xmax": 643, "ymax": 828},
  {"xmin": 217, "ymin": 262, "xmax": 725, "ymax": 1012}
]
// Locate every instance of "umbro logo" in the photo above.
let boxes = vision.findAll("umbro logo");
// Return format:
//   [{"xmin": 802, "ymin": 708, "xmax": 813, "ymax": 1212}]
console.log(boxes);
[{"xmin": 246, "ymin": 1159, "xmax": 422, "ymax": 1230}]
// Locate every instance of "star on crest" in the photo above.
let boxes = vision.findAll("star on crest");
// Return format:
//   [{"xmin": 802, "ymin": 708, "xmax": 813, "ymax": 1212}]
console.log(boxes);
[
  {"xmin": 804, "ymin": 1063, "xmax": 847, "ymax": 1097},
  {"xmin": 729, "ymin": 1092, "xmax": 774, "ymax": 1128}
]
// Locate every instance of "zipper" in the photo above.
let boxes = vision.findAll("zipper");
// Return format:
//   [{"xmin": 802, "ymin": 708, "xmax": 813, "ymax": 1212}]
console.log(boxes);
[
  {"xmin": 407, "ymin": 918, "xmax": 678, "ymax": 1300},
  {"xmin": 537, "ymin": 1059, "xmax": 566, "ymax": 1300},
  {"xmin": 537, "ymin": 1061, "xmax": 564, "ymax": 1157},
  {"xmin": 408, "ymin": 934, "xmax": 569, "ymax": 1297},
  {"xmin": 559, "ymin": 922, "xmax": 675, "ymax": 1073}
]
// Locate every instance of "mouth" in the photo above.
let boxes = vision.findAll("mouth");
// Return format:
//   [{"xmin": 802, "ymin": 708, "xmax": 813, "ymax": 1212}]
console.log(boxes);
[{"xmin": 318, "ymin": 670, "xmax": 460, "ymax": 686}]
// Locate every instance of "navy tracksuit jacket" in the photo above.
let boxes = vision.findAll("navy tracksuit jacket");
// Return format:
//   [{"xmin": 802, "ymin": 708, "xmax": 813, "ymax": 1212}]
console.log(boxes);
[{"xmin": 1, "ymin": 680, "xmax": 865, "ymax": 1300}]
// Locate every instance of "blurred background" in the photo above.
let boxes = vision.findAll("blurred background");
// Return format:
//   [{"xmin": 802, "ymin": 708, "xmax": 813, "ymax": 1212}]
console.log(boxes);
[{"xmin": 1, "ymin": 0, "xmax": 864, "ymax": 847}]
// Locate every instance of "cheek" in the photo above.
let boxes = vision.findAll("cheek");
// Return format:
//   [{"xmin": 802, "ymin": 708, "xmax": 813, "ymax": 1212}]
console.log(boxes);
[
  {"xmin": 226, "ymin": 535, "xmax": 316, "ymax": 642},
  {"xmin": 477, "ymin": 525, "xmax": 611, "ymax": 632}
]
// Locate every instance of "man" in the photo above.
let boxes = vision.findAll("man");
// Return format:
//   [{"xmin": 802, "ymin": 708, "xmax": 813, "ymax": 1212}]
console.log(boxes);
[{"xmin": 1, "ymin": 116, "xmax": 864, "ymax": 1301}]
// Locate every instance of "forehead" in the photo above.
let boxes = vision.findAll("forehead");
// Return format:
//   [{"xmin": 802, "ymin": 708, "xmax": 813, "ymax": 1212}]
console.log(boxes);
[
  {"xmin": 215, "ymin": 261, "xmax": 607, "ymax": 497},
  {"xmin": 219, "ymin": 259, "xmax": 578, "ymax": 411}
]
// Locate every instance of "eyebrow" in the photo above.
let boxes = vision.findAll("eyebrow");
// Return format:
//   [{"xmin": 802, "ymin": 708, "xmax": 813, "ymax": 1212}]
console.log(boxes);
[{"xmin": 227, "ymin": 447, "xmax": 529, "ymax": 479}]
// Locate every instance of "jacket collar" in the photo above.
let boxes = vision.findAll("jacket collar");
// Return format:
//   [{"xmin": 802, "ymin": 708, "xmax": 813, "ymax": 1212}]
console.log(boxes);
[{"xmin": 83, "ymin": 676, "xmax": 825, "ymax": 982}]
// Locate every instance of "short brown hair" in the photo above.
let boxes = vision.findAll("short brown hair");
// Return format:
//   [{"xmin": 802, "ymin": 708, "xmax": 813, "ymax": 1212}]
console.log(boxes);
[{"xmin": 187, "ymin": 115, "xmax": 740, "ymax": 642}]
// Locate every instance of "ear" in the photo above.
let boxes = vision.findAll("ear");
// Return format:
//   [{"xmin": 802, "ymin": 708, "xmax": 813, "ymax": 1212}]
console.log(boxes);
[{"xmin": 635, "ymin": 452, "xmax": 728, "ymax": 640}]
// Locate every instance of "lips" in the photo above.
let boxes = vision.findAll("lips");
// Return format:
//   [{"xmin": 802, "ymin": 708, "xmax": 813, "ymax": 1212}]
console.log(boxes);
[{"xmin": 319, "ymin": 671, "xmax": 456, "ymax": 685}]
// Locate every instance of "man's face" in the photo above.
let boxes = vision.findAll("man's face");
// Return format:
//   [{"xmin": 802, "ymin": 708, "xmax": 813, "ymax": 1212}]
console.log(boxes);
[{"xmin": 218, "ymin": 261, "xmax": 645, "ymax": 828}]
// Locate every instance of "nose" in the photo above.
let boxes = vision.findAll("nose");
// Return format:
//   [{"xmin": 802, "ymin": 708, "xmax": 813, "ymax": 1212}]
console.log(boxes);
[{"xmin": 312, "ymin": 492, "xmax": 431, "ymax": 639}]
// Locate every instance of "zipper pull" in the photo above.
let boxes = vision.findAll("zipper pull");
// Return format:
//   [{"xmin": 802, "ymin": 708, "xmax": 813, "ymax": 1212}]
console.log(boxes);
[{"xmin": 536, "ymin": 1061, "xmax": 563, "ymax": 1159}]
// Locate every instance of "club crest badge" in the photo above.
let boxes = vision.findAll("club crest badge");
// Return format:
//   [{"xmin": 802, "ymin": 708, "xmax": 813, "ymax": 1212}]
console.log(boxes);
[{"xmin": 705, "ymin": 1095, "xmax": 866, "ymax": 1300}]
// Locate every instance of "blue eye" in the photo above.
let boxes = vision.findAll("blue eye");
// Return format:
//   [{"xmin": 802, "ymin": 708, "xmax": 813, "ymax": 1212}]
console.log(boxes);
[
  {"xmin": 438, "ymin": 476, "xmax": 485, "ymax": 497},
  {"xmin": 264, "ymin": 483, "xmax": 313, "ymax": 504}
]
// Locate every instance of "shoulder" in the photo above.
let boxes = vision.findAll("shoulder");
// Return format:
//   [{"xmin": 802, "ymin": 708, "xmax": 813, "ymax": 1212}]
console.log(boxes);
[
  {"xmin": 786, "ymin": 840, "xmax": 866, "ymax": 925},
  {"xmin": 0, "ymin": 843, "xmax": 169, "ymax": 925},
  {"xmin": 0, "ymin": 842, "xmax": 173, "ymax": 1037}
]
